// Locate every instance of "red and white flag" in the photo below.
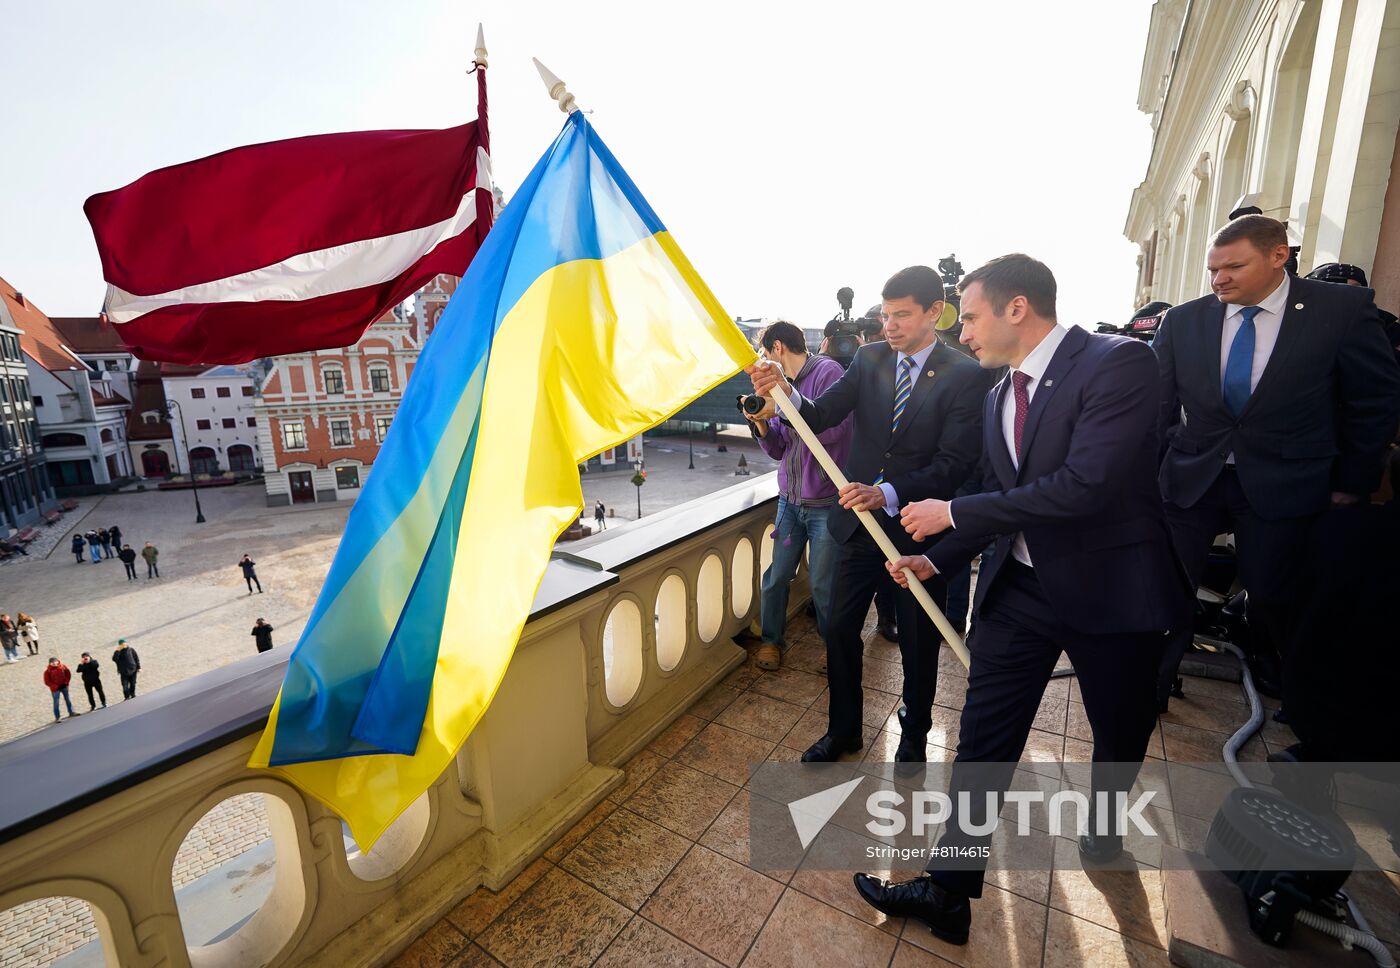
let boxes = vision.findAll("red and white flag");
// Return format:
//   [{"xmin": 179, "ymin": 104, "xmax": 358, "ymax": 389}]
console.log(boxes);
[{"xmin": 85, "ymin": 76, "xmax": 493, "ymax": 364}]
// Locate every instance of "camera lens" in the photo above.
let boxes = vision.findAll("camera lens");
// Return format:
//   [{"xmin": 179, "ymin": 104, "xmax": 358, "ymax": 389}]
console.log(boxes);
[{"xmin": 742, "ymin": 395, "xmax": 766, "ymax": 415}]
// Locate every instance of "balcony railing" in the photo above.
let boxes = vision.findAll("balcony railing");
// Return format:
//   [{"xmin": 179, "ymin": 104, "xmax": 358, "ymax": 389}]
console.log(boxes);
[{"xmin": 0, "ymin": 475, "xmax": 803, "ymax": 967}]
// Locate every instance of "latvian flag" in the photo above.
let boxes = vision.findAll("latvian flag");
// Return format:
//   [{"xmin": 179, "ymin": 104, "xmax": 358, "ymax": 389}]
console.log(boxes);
[{"xmin": 85, "ymin": 89, "xmax": 493, "ymax": 364}]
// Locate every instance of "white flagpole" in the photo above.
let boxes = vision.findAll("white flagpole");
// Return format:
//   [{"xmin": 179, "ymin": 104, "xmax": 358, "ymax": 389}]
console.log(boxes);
[{"xmin": 768, "ymin": 386, "xmax": 971, "ymax": 670}]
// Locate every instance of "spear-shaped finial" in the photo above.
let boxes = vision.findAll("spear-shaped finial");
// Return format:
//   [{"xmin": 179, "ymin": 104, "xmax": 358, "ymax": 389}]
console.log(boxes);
[
  {"xmin": 533, "ymin": 58, "xmax": 579, "ymax": 114},
  {"xmin": 473, "ymin": 24, "xmax": 488, "ymax": 69}
]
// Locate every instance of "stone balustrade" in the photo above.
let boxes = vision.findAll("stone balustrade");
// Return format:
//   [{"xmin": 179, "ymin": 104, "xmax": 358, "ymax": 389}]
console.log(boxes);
[{"xmin": 0, "ymin": 475, "xmax": 804, "ymax": 967}]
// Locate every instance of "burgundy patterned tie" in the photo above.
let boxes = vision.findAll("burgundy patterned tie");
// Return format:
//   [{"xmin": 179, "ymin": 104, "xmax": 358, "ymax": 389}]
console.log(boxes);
[{"xmin": 1012, "ymin": 370, "xmax": 1032, "ymax": 460}]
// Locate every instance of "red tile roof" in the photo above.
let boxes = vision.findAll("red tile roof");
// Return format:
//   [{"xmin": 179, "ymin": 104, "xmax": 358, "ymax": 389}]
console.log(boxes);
[
  {"xmin": 50, "ymin": 315, "xmax": 128, "ymax": 354},
  {"xmin": 0, "ymin": 276, "xmax": 86, "ymax": 373}
]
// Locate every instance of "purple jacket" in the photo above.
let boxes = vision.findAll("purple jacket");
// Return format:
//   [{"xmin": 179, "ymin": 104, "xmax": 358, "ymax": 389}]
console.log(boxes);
[{"xmin": 757, "ymin": 355, "xmax": 853, "ymax": 505}]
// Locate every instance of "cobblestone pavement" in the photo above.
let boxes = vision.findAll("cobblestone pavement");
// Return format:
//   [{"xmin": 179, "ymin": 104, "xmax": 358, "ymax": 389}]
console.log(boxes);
[{"xmin": 0, "ymin": 501, "xmax": 102, "ymax": 568}]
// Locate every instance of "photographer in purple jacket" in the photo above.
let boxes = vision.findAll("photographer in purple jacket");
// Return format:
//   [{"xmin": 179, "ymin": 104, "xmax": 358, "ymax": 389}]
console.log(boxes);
[{"xmin": 742, "ymin": 321, "xmax": 853, "ymax": 670}]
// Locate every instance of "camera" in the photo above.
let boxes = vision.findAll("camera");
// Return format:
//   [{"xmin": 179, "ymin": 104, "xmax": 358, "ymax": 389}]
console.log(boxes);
[
  {"xmin": 823, "ymin": 287, "xmax": 882, "ymax": 368},
  {"xmin": 737, "ymin": 393, "xmax": 766, "ymax": 416}
]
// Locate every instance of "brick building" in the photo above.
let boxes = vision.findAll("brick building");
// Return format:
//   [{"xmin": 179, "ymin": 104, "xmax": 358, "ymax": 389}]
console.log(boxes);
[{"xmin": 256, "ymin": 302, "xmax": 425, "ymax": 506}]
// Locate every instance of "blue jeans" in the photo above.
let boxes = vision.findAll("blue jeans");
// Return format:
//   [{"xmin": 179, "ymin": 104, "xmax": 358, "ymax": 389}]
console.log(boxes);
[
  {"xmin": 52, "ymin": 686, "xmax": 74, "ymax": 718},
  {"xmin": 89, "ymin": 544, "xmax": 101, "ymax": 562},
  {"xmin": 760, "ymin": 498, "xmax": 837, "ymax": 649}
]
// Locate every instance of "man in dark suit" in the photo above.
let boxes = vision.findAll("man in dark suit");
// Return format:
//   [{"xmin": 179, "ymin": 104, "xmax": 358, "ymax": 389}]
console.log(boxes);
[
  {"xmin": 1153, "ymin": 215, "xmax": 1400, "ymax": 709},
  {"xmin": 748, "ymin": 266, "xmax": 991, "ymax": 765},
  {"xmin": 852, "ymin": 254, "xmax": 1189, "ymax": 945}
]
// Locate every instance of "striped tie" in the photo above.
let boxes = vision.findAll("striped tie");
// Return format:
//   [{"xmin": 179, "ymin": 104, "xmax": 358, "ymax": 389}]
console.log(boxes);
[{"xmin": 874, "ymin": 356, "xmax": 915, "ymax": 485}]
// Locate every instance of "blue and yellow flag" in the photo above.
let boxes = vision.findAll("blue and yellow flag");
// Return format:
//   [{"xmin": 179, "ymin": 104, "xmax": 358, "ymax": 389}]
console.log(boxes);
[{"xmin": 249, "ymin": 112, "xmax": 756, "ymax": 846}]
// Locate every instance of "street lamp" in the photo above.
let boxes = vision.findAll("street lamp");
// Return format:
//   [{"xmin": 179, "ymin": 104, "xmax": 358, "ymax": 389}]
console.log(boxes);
[
  {"xmin": 163, "ymin": 399, "xmax": 206, "ymax": 524},
  {"xmin": 688, "ymin": 426, "xmax": 694, "ymax": 469},
  {"xmin": 631, "ymin": 460, "xmax": 646, "ymax": 519}
]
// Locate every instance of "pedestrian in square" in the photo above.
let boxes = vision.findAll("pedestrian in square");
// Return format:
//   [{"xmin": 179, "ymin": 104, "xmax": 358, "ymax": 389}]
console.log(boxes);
[
  {"xmin": 16, "ymin": 612, "xmax": 39, "ymax": 656},
  {"xmin": 71, "ymin": 533, "xmax": 86, "ymax": 563},
  {"xmin": 44, "ymin": 657, "xmax": 79, "ymax": 722},
  {"xmin": 238, "ymin": 554, "xmax": 263, "ymax": 594},
  {"xmin": 594, "ymin": 501, "xmax": 607, "ymax": 531},
  {"xmin": 98, "ymin": 527, "xmax": 114, "ymax": 559},
  {"xmin": 0, "ymin": 614, "xmax": 19, "ymax": 663},
  {"xmin": 251, "ymin": 618, "xmax": 274, "ymax": 653},
  {"xmin": 77, "ymin": 652, "xmax": 106, "ymax": 709},
  {"xmin": 118, "ymin": 544, "xmax": 138, "ymax": 580},
  {"xmin": 142, "ymin": 542, "xmax": 160, "ymax": 578},
  {"xmin": 112, "ymin": 639, "xmax": 140, "ymax": 699},
  {"xmin": 86, "ymin": 529, "xmax": 102, "ymax": 563},
  {"xmin": 108, "ymin": 524, "xmax": 123, "ymax": 550}
]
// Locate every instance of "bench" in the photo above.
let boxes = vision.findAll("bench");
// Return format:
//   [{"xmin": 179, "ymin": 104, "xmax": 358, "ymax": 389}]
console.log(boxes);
[
  {"xmin": 14, "ymin": 528, "xmax": 39, "ymax": 546},
  {"xmin": 43, "ymin": 510, "xmax": 63, "ymax": 526},
  {"xmin": 60, "ymin": 499, "xmax": 79, "ymax": 512}
]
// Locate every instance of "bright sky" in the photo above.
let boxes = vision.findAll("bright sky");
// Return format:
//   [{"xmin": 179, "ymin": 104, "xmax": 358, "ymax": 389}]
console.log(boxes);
[{"xmin": 1, "ymin": 1, "xmax": 1154, "ymax": 331}]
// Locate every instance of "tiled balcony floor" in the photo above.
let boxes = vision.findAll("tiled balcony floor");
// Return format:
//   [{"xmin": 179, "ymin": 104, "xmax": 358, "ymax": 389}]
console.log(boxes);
[{"xmin": 391, "ymin": 611, "xmax": 1400, "ymax": 968}]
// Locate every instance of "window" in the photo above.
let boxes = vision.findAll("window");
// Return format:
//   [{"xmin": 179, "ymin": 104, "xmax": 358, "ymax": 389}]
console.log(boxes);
[
  {"xmin": 222, "ymin": 418, "xmax": 236, "ymax": 429},
  {"xmin": 241, "ymin": 386, "xmax": 254, "ymax": 397},
  {"xmin": 195, "ymin": 419, "xmax": 211, "ymax": 430},
  {"xmin": 281, "ymin": 422, "xmax": 307, "ymax": 450},
  {"xmin": 246, "ymin": 417, "xmax": 257, "ymax": 427},
  {"xmin": 369, "ymin": 367, "xmax": 391, "ymax": 392},
  {"xmin": 32, "ymin": 395, "xmax": 43, "ymax": 408},
  {"xmin": 143, "ymin": 413, "xmax": 158, "ymax": 425},
  {"xmin": 322, "ymin": 369, "xmax": 345, "ymax": 395},
  {"xmin": 190, "ymin": 387, "xmax": 206, "ymax": 399},
  {"xmin": 330, "ymin": 419, "xmax": 352, "ymax": 446},
  {"xmin": 374, "ymin": 415, "xmax": 393, "ymax": 441},
  {"xmin": 335, "ymin": 465, "xmax": 361, "ymax": 489},
  {"xmin": 216, "ymin": 386, "xmax": 231, "ymax": 398}
]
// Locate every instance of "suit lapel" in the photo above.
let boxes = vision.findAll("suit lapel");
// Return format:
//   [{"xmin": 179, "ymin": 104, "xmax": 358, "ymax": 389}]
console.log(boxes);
[
  {"xmin": 1205, "ymin": 299, "xmax": 1226, "ymax": 408},
  {"xmin": 1015, "ymin": 326, "xmax": 1086, "ymax": 481},
  {"xmin": 889, "ymin": 342, "xmax": 945, "ymax": 445},
  {"xmin": 986, "ymin": 374, "xmax": 1016, "ymax": 488},
  {"xmin": 1240, "ymin": 292, "xmax": 1307, "ymax": 418},
  {"xmin": 872, "ymin": 343, "xmax": 897, "ymax": 443}
]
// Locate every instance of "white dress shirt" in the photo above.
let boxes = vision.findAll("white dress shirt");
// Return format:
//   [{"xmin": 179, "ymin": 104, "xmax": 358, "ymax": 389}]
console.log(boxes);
[
  {"xmin": 996, "ymin": 324, "xmax": 1067, "ymax": 566},
  {"xmin": 931, "ymin": 324, "xmax": 1068, "ymax": 575},
  {"xmin": 1220, "ymin": 274, "xmax": 1289, "ymax": 464},
  {"xmin": 876, "ymin": 340, "xmax": 938, "ymax": 515}
]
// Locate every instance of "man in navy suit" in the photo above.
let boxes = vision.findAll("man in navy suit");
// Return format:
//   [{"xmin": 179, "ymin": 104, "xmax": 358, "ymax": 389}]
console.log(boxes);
[
  {"xmin": 748, "ymin": 266, "xmax": 992, "ymax": 766},
  {"xmin": 1153, "ymin": 215, "xmax": 1400, "ymax": 710},
  {"xmin": 852, "ymin": 254, "xmax": 1189, "ymax": 945}
]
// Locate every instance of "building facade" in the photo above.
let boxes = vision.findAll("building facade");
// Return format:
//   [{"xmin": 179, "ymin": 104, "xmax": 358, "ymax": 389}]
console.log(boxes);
[
  {"xmin": 2, "ymin": 278, "xmax": 131, "ymax": 494},
  {"xmin": 257, "ymin": 305, "xmax": 422, "ymax": 506},
  {"xmin": 1126, "ymin": 0, "xmax": 1400, "ymax": 313},
  {"xmin": 0, "ymin": 299, "xmax": 52, "ymax": 531},
  {"xmin": 160, "ymin": 364, "xmax": 263, "ymax": 476}
]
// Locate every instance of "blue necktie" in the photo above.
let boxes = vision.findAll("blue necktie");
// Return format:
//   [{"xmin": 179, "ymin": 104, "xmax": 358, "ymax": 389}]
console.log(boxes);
[
  {"xmin": 874, "ymin": 357, "xmax": 915, "ymax": 485},
  {"xmin": 1222, "ymin": 306, "xmax": 1260, "ymax": 417}
]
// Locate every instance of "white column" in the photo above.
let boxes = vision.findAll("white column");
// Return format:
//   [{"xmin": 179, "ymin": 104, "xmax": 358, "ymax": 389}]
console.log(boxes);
[
  {"xmin": 1288, "ymin": 0, "xmax": 1345, "ymax": 233},
  {"xmin": 1313, "ymin": 0, "xmax": 1389, "ymax": 264}
]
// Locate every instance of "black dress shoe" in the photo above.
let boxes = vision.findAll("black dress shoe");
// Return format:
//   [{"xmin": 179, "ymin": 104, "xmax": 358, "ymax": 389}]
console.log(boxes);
[
  {"xmin": 802, "ymin": 733, "xmax": 862, "ymax": 763},
  {"xmin": 853, "ymin": 872, "xmax": 970, "ymax": 945},
  {"xmin": 878, "ymin": 620, "xmax": 899, "ymax": 643},
  {"xmin": 1077, "ymin": 830, "xmax": 1123, "ymax": 864},
  {"xmin": 895, "ymin": 734, "xmax": 927, "ymax": 763}
]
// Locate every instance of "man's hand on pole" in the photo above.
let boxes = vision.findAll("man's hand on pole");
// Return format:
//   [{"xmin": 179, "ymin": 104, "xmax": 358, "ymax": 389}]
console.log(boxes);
[
  {"xmin": 746, "ymin": 359, "xmax": 792, "ymax": 397},
  {"xmin": 887, "ymin": 555, "xmax": 935, "ymax": 587},
  {"xmin": 839, "ymin": 482, "xmax": 886, "ymax": 512}
]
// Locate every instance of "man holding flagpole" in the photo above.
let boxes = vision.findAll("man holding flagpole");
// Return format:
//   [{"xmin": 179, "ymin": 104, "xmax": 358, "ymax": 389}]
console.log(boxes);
[{"xmin": 748, "ymin": 266, "xmax": 991, "ymax": 766}]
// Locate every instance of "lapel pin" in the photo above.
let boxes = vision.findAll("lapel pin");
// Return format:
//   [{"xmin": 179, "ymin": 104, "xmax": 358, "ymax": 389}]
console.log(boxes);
[
  {"xmin": 1044, "ymin": 379, "xmax": 1054, "ymax": 387},
  {"xmin": 926, "ymin": 370, "xmax": 935, "ymax": 378},
  {"xmin": 1294, "ymin": 303, "xmax": 1304, "ymax": 310}
]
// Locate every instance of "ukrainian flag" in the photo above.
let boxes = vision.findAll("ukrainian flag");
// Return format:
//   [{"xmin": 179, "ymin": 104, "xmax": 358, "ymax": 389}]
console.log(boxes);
[{"xmin": 249, "ymin": 112, "xmax": 756, "ymax": 847}]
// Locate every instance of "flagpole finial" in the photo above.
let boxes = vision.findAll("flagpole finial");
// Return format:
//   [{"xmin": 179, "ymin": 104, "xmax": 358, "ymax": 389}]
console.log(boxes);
[
  {"xmin": 473, "ymin": 24, "xmax": 488, "ymax": 69},
  {"xmin": 533, "ymin": 57, "xmax": 579, "ymax": 114}
]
